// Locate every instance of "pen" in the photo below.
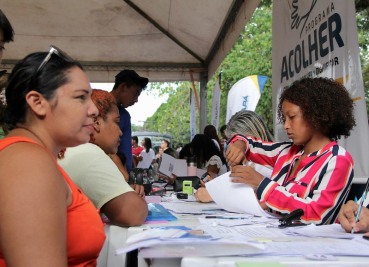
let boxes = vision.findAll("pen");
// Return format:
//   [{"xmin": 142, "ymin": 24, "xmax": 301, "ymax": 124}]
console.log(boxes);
[
  {"xmin": 205, "ymin": 216, "xmax": 247, "ymax": 220},
  {"xmin": 351, "ymin": 178, "xmax": 369, "ymax": 234}
]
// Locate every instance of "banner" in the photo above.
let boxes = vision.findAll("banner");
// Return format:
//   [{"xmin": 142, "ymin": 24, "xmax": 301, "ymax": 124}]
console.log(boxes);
[
  {"xmin": 226, "ymin": 75, "xmax": 268, "ymax": 123},
  {"xmin": 211, "ymin": 79, "xmax": 221, "ymax": 129},
  {"xmin": 190, "ymin": 89, "xmax": 196, "ymax": 141},
  {"xmin": 272, "ymin": 0, "xmax": 369, "ymax": 183}
]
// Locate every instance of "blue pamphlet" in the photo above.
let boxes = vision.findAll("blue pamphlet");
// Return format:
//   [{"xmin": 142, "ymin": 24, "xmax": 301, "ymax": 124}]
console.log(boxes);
[{"xmin": 145, "ymin": 203, "xmax": 178, "ymax": 222}]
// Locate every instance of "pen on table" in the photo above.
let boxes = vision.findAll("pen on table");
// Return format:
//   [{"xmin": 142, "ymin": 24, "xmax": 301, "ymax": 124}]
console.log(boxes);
[
  {"xmin": 205, "ymin": 216, "xmax": 247, "ymax": 220},
  {"xmin": 351, "ymin": 177, "xmax": 369, "ymax": 234}
]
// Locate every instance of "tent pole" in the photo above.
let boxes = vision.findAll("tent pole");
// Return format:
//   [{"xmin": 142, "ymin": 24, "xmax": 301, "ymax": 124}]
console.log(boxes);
[{"xmin": 199, "ymin": 71, "xmax": 208, "ymax": 133}]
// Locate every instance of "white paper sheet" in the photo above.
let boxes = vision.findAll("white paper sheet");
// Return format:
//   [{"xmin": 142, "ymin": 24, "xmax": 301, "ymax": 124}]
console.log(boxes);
[
  {"xmin": 159, "ymin": 153, "xmax": 187, "ymax": 177},
  {"xmin": 206, "ymin": 172, "xmax": 275, "ymax": 217},
  {"xmin": 160, "ymin": 202, "xmax": 222, "ymax": 214},
  {"xmin": 284, "ymin": 223, "xmax": 355, "ymax": 239},
  {"xmin": 159, "ymin": 153, "xmax": 208, "ymax": 177}
]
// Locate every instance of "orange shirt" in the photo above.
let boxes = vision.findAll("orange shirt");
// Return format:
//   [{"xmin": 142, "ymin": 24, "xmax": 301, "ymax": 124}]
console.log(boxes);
[{"xmin": 0, "ymin": 137, "xmax": 105, "ymax": 267}]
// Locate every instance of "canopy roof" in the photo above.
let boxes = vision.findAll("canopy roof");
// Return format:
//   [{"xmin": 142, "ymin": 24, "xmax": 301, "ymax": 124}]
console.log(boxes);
[{"xmin": 1, "ymin": 0, "xmax": 260, "ymax": 83}]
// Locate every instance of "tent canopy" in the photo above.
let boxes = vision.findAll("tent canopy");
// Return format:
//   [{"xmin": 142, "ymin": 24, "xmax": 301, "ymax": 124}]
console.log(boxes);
[{"xmin": 1, "ymin": 0, "xmax": 260, "ymax": 83}]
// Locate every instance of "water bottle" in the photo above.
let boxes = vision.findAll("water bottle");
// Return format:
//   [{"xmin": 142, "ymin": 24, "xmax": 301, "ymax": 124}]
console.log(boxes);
[{"xmin": 187, "ymin": 156, "xmax": 197, "ymax": 176}]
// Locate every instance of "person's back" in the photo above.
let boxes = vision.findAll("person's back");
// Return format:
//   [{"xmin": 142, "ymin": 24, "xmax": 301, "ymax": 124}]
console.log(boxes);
[
  {"xmin": 203, "ymin": 124, "xmax": 222, "ymax": 153},
  {"xmin": 191, "ymin": 134, "xmax": 227, "ymax": 176},
  {"xmin": 137, "ymin": 137, "xmax": 155, "ymax": 169}
]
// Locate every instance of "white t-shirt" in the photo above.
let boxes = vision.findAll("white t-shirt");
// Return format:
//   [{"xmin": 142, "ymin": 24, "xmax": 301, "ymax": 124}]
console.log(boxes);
[
  {"xmin": 58, "ymin": 143, "xmax": 133, "ymax": 209},
  {"xmin": 137, "ymin": 148, "xmax": 155, "ymax": 169}
]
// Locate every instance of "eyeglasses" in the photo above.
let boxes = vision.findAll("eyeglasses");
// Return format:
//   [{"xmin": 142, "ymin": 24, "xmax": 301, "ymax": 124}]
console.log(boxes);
[{"xmin": 28, "ymin": 45, "xmax": 74, "ymax": 90}]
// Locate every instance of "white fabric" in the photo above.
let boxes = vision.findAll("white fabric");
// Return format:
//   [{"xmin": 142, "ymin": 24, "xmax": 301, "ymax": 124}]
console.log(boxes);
[
  {"xmin": 211, "ymin": 79, "xmax": 221, "ymax": 129},
  {"xmin": 226, "ymin": 75, "xmax": 264, "ymax": 123},
  {"xmin": 190, "ymin": 90, "xmax": 196, "ymax": 141},
  {"xmin": 205, "ymin": 155, "xmax": 228, "ymax": 176},
  {"xmin": 137, "ymin": 148, "xmax": 155, "ymax": 169},
  {"xmin": 58, "ymin": 143, "xmax": 133, "ymax": 209}
]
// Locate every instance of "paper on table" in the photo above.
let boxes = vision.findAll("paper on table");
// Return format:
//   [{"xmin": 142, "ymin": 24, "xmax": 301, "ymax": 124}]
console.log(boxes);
[
  {"xmin": 159, "ymin": 153, "xmax": 187, "ymax": 177},
  {"xmin": 284, "ymin": 223, "xmax": 355, "ymax": 239},
  {"xmin": 206, "ymin": 172, "xmax": 275, "ymax": 218},
  {"xmin": 138, "ymin": 239, "xmax": 265, "ymax": 258},
  {"xmin": 197, "ymin": 224, "xmax": 290, "ymax": 242},
  {"xmin": 160, "ymin": 201, "xmax": 223, "ymax": 214}
]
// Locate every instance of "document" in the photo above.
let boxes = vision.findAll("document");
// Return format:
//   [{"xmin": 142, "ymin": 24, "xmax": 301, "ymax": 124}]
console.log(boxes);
[
  {"xmin": 159, "ymin": 153, "xmax": 187, "ymax": 177},
  {"xmin": 205, "ymin": 172, "xmax": 275, "ymax": 217},
  {"xmin": 115, "ymin": 227, "xmax": 265, "ymax": 257},
  {"xmin": 284, "ymin": 223, "xmax": 355, "ymax": 239},
  {"xmin": 160, "ymin": 201, "xmax": 223, "ymax": 214},
  {"xmin": 158, "ymin": 153, "xmax": 207, "ymax": 177}
]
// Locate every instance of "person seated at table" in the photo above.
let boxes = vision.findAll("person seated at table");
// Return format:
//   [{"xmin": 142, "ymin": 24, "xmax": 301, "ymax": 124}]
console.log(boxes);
[
  {"xmin": 338, "ymin": 195, "xmax": 369, "ymax": 234},
  {"xmin": 137, "ymin": 137, "xmax": 156, "ymax": 169},
  {"xmin": 203, "ymin": 124, "xmax": 222, "ymax": 153},
  {"xmin": 59, "ymin": 89, "xmax": 148, "ymax": 226},
  {"xmin": 131, "ymin": 135, "xmax": 143, "ymax": 168},
  {"xmin": 0, "ymin": 46, "xmax": 105, "ymax": 266},
  {"xmin": 196, "ymin": 110, "xmax": 274, "ymax": 203},
  {"xmin": 226, "ymin": 77, "xmax": 355, "ymax": 225},
  {"xmin": 191, "ymin": 134, "xmax": 228, "ymax": 176}
]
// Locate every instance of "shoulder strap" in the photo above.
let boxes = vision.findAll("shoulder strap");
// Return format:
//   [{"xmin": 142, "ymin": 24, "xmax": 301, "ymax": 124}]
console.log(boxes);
[{"xmin": 0, "ymin": 136, "xmax": 40, "ymax": 151}]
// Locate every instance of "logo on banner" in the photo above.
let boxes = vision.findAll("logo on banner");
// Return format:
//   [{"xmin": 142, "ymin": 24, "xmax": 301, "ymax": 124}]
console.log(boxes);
[
  {"xmin": 290, "ymin": 0, "xmax": 318, "ymax": 37},
  {"xmin": 226, "ymin": 75, "xmax": 268, "ymax": 123},
  {"xmin": 280, "ymin": 1, "xmax": 343, "ymax": 83}
]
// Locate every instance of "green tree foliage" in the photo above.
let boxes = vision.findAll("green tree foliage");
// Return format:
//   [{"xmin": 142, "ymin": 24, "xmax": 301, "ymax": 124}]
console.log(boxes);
[
  {"xmin": 207, "ymin": 4, "xmax": 274, "ymax": 132},
  {"xmin": 144, "ymin": 82, "xmax": 197, "ymax": 146},
  {"xmin": 142, "ymin": 1, "xmax": 369, "ymax": 144}
]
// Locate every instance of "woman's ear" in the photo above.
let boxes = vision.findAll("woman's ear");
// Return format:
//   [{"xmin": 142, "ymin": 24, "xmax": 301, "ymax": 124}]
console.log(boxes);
[
  {"xmin": 25, "ymin": 91, "xmax": 48, "ymax": 117},
  {"xmin": 93, "ymin": 117, "xmax": 102, "ymax": 133}
]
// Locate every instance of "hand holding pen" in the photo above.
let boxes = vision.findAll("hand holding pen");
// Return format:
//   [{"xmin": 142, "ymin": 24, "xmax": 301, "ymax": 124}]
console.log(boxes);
[
  {"xmin": 351, "ymin": 178, "xmax": 369, "ymax": 233},
  {"xmin": 338, "ymin": 178, "xmax": 369, "ymax": 233}
]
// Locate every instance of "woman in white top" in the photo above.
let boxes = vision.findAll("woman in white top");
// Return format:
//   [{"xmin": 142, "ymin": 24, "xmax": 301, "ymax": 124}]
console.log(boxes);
[{"xmin": 137, "ymin": 137, "xmax": 156, "ymax": 169}]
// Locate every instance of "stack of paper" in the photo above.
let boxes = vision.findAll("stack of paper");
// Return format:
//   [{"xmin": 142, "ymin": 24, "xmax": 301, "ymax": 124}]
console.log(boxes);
[{"xmin": 115, "ymin": 227, "xmax": 265, "ymax": 257}]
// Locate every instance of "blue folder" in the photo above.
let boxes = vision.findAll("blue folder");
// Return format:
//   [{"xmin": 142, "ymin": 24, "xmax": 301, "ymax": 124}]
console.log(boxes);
[{"xmin": 145, "ymin": 203, "xmax": 178, "ymax": 222}]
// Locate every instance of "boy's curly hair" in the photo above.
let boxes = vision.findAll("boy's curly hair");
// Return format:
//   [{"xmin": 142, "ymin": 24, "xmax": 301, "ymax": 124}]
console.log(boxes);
[{"xmin": 277, "ymin": 77, "xmax": 356, "ymax": 141}]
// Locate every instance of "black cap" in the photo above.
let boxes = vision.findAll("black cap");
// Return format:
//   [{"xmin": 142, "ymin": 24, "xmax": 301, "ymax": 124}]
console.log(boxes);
[{"xmin": 114, "ymin": 69, "xmax": 149, "ymax": 89}]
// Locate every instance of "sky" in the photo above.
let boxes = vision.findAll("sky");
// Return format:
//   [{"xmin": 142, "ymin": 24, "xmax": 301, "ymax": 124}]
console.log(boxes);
[{"xmin": 91, "ymin": 83, "xmax": 168, "ymax": 126}]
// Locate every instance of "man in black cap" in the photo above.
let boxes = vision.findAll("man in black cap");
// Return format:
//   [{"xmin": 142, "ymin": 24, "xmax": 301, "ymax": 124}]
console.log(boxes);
[{"xmin": 110, "ymin": 69, "xmax": 149, "ymax": 173}]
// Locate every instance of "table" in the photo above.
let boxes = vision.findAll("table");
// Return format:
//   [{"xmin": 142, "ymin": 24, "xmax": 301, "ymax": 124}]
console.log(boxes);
[{"xmin": 97, "ymin": 200, "xmax": 369, "ymax": 267}]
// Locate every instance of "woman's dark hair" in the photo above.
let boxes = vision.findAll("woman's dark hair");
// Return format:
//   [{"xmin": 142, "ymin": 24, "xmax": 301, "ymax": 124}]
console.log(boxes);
[
  {"xmin": 1, "ymin": 51, "xmax": 82, "ymax": 132},
  {"xmin": 163, "ymin": 147, "xmax": 178, "ymax": 159},
  {"xmin": 143, "ymin": 137, "xmax": 152, "ymax": 153},
  {"xmin": 179, "ymin": 143, "xmax": 192, "ymax": 160},
  {"xmin": 203, "ymin": 124, "xmax": 222, "ymax": 152},
  {"xmin": 190, "ymin": 134, "xmax": 226, "ymax": 168},
  {"xmin": 0, "ymin": 9, "xmax": 14, "ymax": 43},
  {"xmin": 132, "ymin": 136, "xmax": 139, "ymax": 144},
  {"xmin": 277, "ymin": 77, "xmax": 355, "ymax": 141}
]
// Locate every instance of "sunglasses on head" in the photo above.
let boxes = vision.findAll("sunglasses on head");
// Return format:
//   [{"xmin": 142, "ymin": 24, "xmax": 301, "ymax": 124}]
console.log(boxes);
[
  {"xmin": 28, "ymin": 45, "xmax": 74, "ymax": 90},
  {"xmin": 36, "ymin": 45, "xmax": 73, "ymax": 73}
]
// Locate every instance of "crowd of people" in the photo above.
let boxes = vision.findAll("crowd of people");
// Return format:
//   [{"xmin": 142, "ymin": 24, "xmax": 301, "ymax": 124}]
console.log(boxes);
[{"xmin": 0, "ymin": 8, "xmax": 369, "ymax": 267}]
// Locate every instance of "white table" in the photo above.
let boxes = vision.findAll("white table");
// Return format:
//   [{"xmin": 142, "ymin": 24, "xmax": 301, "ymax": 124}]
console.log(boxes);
[{"xmin": 97, "ymin": 201, "xmax": 369, "ymax": 267}]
